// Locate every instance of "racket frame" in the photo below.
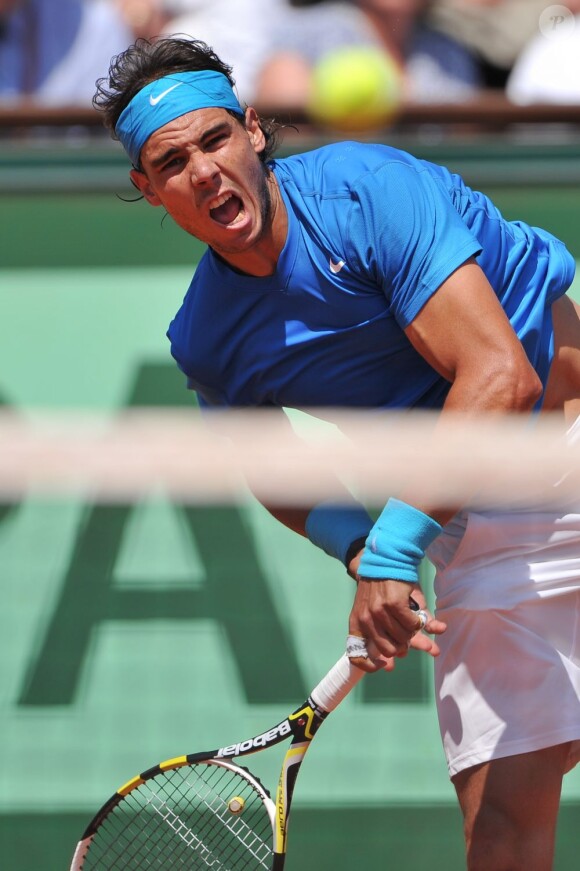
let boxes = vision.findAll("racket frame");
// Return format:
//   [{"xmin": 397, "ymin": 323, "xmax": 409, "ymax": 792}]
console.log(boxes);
[
  {"xmin": 69, "ymin": 653, "xmax": 374, "ymax": 870},
  {"xmin": 70, "ymin": 695, "xmax": 334, "ymax": 869}
]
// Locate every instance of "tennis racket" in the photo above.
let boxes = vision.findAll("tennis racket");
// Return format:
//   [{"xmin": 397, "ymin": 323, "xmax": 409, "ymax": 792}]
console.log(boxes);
[{"xmin": 70, "ymin": 609, "xmax": 427, "ymax": 870}]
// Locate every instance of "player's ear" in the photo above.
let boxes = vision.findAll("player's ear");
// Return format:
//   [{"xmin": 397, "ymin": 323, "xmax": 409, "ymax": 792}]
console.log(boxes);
[
  {"xmin": 244, "ymin": 107, "xmax": 266, "ymax": 156},
  {"xmin": 129, "ymin": 168, "xmax": 162, "ymax": 206}
]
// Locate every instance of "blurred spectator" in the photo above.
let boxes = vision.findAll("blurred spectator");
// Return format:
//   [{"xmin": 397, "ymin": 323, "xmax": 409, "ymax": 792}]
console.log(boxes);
[
  {"xmin": 364, "ymin": 0, "xmax": 482, "ymax": 102},
  {"xmin": 114, "ymin": 0, "xmax": 171, "ymax": 39},
  {"xmin": 354, "ymin": 0, "xmax": 429, "ymax": 63},
  {"xmin": 424, "ymin": 0, "xmax": 553, "ymax": 92},
  {"xmin": 0, "ymin": 0, "xmax": 132, "ymax": 105},
  {"xmin": 507, "ymin": 5, "xmax": 580, "ymax": 104}
]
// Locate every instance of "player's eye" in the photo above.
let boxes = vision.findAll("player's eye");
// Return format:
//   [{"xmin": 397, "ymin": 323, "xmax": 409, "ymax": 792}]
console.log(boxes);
[
  {"xmin": 161, "ymin": 156, "xmax": 183, "ymax": 171},
  {"xmin": 204, "ymin": 131, "xmax": 228, "ymax": 150}
]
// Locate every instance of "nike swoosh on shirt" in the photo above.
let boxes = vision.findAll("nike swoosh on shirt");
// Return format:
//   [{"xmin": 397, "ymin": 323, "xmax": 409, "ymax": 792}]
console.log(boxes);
[
  {"xmin": 149, "ymin": 82, "xmax": 184, "ymax": 106},
  {"xmin": 329, "ymin": 258, "xmax": 346, "ymax": 273}
]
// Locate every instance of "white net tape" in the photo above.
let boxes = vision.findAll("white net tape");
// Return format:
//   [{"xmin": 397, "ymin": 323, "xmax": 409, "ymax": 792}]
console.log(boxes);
[{"xmin": 1, "ymin": 408, "xmax": 579, "ymax": 508}]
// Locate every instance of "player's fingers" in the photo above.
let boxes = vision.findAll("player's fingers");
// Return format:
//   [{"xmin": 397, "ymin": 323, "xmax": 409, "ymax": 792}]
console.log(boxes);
[
  {"xmin": 363, "ymin": 650, "xmax": 397, "ymax": 672},
  {"xmin": 371, "ymin": 606, "xmax": 425, "ymax": 657},
  {"xmin": 377, "ymin": 655, "xmax": 396, "ymax": 672},
  {"xmin": 362, "ymin": 604, "xmax": 423, "ymax": 658},
  {"xmin": 409, "ymin": 606, "xmax": 446, "ymax": 656},
  {"xmin": 421, "ymin": 614, "xmax": 447, "ymax": 635},
  {"xmin": 366, "ymin": 635, "xmax": 409, "ymax": 666},
  {"xmin": 346, "ymin": 633, "xmax": 369, "ymax": 659},
  {"xmin": 367, "ymin": 627, "xmax": 410, "ymax": 660},
  {"xmin": 355, "ymin": 653, "xmax": 398, "ymax": 673},
  {"xmin": 362, "ymin": 619, "xmax": 439, "ymax": 663},
  {"xmin": 413, "ymin": 608, "xmax": 428, "ymax": 632},
  {"xmin": 411, "ymin": 605, "xmax": 447, "ymax": 637},
  {"xmin": 400, "ymin": 604, "xmax": 429, "ymax": 635},
  {"xmin": 345, "ymin": 635, "xmax": 384, "ymax": 673},
  {"xmin": 348, "ymin": 655, "xmax": 380, "ymax": 673},
  {"xmin": 409, "ymin": 630, "xmax": 441, "ymax": 657},
  {"xmin": 372, "ymin": 605, "xmax": 434, "ymax": 659},
  {"xmin": 409, "ymin": 589, "xmax": 447, "ymax": 636}
]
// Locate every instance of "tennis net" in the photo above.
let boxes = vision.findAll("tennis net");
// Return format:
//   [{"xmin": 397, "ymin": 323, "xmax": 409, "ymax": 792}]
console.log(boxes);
[{"xmin": 0, "ymin": 407, "xmax": 578, "ymax": 508}]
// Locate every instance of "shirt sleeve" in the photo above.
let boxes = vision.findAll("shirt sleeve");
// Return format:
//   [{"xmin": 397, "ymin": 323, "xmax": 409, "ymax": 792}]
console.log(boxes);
[{"xmin": 346, "ymin": 160, "xmax": 483, "ymax": 328}]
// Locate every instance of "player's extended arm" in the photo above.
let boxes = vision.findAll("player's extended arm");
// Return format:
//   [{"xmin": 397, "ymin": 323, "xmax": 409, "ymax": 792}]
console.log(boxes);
[{"xmin": 350, "ymin": 258, "xmax": 543, "ymax": 669}]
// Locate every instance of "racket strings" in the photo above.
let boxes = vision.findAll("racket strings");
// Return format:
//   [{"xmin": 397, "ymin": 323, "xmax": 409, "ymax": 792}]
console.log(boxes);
[{"xmin": 82, "ymin": 763, "xmax": 273, "ymax": 869}]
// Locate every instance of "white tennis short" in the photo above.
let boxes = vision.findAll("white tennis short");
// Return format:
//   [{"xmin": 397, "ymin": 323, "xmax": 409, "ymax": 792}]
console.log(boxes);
[{"xmin": 427, "ymin": 417, "xmax": 580, "ymax": 778}]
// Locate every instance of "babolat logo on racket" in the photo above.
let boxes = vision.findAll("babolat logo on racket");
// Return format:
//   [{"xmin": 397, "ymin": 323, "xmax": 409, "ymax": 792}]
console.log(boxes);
[{"xmin": 217, "ymin": 721, "xmax": 292, "ymax": 757}]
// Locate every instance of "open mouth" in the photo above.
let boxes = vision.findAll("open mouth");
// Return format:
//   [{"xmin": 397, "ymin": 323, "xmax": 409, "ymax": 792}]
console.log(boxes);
[{"xmin": 209, "ymin": 193, "xmax": 244, "ymax": 226}]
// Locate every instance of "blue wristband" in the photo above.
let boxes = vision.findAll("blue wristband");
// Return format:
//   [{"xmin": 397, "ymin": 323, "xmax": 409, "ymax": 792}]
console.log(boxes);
[
  {"xmin": 305, "ymin": 502, "xmax": 374, "ymax": 565},
  {"xmin": 358, "ymin": 498, "xmax": 442, "ymax": 583}
]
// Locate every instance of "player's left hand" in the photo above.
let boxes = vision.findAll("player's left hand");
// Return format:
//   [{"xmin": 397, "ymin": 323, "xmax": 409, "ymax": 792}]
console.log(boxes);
[{"xmin": 347, "ymin": 576, "xmax": 447, "ymax": 674}]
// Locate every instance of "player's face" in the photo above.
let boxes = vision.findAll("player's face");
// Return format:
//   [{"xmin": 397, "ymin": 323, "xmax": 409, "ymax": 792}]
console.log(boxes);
[{"xmin": 131, "ymin": 107, "xmax": 281, "ymax": 271}]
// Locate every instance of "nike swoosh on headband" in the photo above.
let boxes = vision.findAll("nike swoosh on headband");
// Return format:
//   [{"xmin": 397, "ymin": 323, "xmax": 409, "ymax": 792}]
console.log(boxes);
[{"xmin": 149, "ymin": 82, "xmax": 184, "ymax": 106}]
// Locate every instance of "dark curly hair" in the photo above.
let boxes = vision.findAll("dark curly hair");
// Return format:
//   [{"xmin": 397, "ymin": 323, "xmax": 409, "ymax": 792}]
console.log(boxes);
[{"xmin": 94, "ymin": 36, "xmax": 283, "ymax": 165}]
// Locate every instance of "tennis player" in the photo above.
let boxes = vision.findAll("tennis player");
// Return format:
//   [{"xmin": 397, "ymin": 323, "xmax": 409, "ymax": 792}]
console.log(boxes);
[{"xmin": 95, "ymin": 37, "xmax": 580, "ymax": 871}]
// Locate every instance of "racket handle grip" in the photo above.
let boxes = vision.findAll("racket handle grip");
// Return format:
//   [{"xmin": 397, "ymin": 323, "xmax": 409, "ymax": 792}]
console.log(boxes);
[{"xmin": 310, "ymin": 654, "xmax": 365, "ymax": 713}]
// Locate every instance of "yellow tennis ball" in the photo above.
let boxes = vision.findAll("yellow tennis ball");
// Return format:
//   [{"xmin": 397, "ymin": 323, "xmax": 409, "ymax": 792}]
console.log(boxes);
[
  {"xmin": 308, "ymin": 46, "xmax": 403, "ymax": 131},
  {"xmin": 228, "ymin": 796, "xmax": 245, "ymax": 814}
]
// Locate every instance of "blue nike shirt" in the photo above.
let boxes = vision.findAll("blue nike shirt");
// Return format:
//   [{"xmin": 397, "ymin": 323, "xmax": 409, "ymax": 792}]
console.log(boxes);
[{"xmin": 167, "ymin": 142, "xmax": 575, "ymax": 411}]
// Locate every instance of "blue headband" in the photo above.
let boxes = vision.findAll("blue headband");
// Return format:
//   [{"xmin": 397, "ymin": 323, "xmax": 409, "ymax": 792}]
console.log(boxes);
[{"xmin": 115, "ymin": 70, "xmax": 244, "ymax": 167}]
